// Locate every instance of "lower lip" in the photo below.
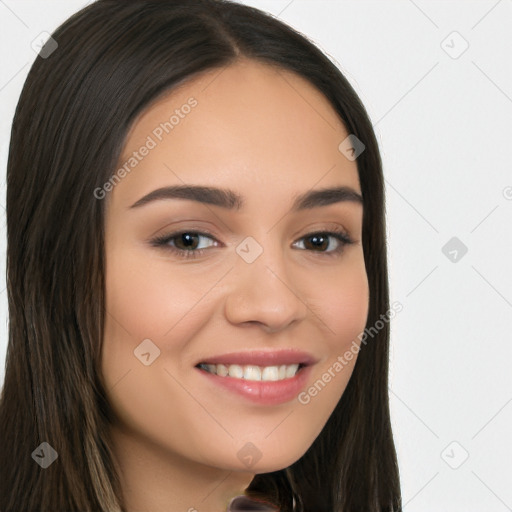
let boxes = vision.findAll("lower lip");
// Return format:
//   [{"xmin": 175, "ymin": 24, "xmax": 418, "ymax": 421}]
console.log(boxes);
[{"xmin": 196, "ymin": 365, "xmax": 313, "ymax": 405}]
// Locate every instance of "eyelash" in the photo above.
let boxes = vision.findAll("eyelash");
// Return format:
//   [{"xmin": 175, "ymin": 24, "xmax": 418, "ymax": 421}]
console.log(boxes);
[{"xmin": 149, "ymin": 226, "xmax": 355, "ymax": 260}]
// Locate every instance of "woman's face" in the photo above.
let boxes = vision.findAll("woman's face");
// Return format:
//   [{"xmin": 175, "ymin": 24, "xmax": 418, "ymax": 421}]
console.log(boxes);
[{"xmin": 102, "ymin": 58, "xmax": 369, "ymax": 474}]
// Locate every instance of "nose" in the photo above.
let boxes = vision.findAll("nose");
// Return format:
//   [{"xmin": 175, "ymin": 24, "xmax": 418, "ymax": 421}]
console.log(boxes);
[{"xmin": 224, "ymin": 243, "xmax": 308, "ymax": 334}]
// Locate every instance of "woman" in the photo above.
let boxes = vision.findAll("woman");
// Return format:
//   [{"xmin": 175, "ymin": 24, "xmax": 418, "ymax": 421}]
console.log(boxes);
[{"xmin": 0, "ymin": 1, "xmax": 402, "ymax": 510}]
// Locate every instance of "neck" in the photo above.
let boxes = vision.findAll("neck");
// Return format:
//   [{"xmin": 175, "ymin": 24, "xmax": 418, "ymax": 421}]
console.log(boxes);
[{"xmin": 109, "ymin": 423, "xmax": 255, "ymax": 512}]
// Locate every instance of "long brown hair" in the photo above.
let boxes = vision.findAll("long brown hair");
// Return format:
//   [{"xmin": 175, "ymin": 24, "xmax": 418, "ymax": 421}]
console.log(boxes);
[{"xmin": 0, "ymin": 1, "xmax": 401, "ymax": 510}]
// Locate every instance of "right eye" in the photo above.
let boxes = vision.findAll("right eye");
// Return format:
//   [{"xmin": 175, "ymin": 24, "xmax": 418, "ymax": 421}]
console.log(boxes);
[{"xmin": 149, "ymin": 230, "xmax": 220, "ymax": 259}]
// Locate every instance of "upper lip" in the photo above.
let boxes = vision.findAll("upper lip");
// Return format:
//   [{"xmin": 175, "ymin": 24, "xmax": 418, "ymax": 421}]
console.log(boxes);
[{"xmin": 195, "ymin": 349, "xmax": 318, "ymax": 367}]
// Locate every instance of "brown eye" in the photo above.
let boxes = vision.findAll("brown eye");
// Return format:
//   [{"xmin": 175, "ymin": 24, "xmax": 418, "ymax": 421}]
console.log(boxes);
[
  {"xmin": 173, "ymin": 232, "xmax": 201, "ymax": 251},
  {"xmin": 149, "ymin": 230, "xmax": 219, "ymax": 259},
  {"xmin": 303, "ymin": 233, "xmax": 330, "ymax": 251},
  {"xmin": 293, "ymin": 229, "xmax": 354, "ymax": 256}
]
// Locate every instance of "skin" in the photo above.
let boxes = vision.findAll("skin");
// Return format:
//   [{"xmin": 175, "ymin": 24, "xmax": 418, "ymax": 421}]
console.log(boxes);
[{"xmin": 101, "ymin": 58, "xmax": 369, "ymax": 512}]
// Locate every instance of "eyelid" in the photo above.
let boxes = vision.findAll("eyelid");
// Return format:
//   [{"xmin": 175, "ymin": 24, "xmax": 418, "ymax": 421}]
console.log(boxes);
[{"xmin": 149, "ymin": 229, "xmax": 220, "ymax": 255}]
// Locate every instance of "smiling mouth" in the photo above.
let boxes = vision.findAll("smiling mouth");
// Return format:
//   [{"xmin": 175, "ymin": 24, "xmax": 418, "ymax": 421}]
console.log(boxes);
[{"xmin": 195, "ymin": 362, "xmax": 306, "ymax": 381}]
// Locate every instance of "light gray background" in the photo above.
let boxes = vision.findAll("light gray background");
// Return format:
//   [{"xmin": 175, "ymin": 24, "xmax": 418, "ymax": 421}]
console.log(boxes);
[{"xmin": 1, "ymin": 1, "xmax": 511, "ymax": 510}]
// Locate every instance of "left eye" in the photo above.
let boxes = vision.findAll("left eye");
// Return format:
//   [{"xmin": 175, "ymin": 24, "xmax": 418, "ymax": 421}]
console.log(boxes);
[
  {"xmin": 292, "ymin": 232, "xmax": 350, "ymax": 253},
  {"xmin": 149, "ymin": 229, "xmax": 354, "ymax": 259}
]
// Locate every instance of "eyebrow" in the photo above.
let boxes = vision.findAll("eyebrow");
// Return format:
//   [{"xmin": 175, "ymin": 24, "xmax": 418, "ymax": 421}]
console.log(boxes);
[{"xmin": 128, "ymin": 184, "xmax": 363, "ymax": 211}]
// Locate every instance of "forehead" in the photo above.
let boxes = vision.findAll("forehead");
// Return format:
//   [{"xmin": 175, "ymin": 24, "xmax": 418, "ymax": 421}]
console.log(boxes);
[{"xmin": 110, "ymin": 58, "xmax": 360, "ymax": 210}]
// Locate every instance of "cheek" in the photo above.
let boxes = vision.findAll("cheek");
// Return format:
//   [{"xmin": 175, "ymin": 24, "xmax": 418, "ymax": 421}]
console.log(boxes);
[
  {"xmin": 100, "ymin": 250, "xmax": 223, "ymax": 455},
  {"xmin": 100, "ymin": 249, "xmax": 202, "ymax": 398},
  {"xmin": 103, "ymin": 248, "xmax": 216, "ymax": 342},
  {"xmin": 311, "ymin": 252, "xmax": 370, "ymax": 348},
  {"xmin": 291, "ymin": 254, "xmax": 369, "ymax": 431}
]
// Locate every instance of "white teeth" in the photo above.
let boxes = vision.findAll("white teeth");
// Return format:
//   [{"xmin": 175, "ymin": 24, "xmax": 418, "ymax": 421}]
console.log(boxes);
[
  {"xmin": 200, "ymin": 362, "xmax": 302, "ymax": 381},
  {"xmin": 228, "ymin": 364, "xmax": 244, "ymax": 379},
  {"xmin": 243, "ymin": 365, "xmax": 261, "ymax": 380},
  {"xmin": 261, "ymin": 366, "xmax": 279, "ymax": 381},
  {"xmin": 216, "ymin": 363, "xmax": 229, "ymax": 377},
  {"xmin": 285, "ymin": 364, "xmax": 299, "ymax": 378}
]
